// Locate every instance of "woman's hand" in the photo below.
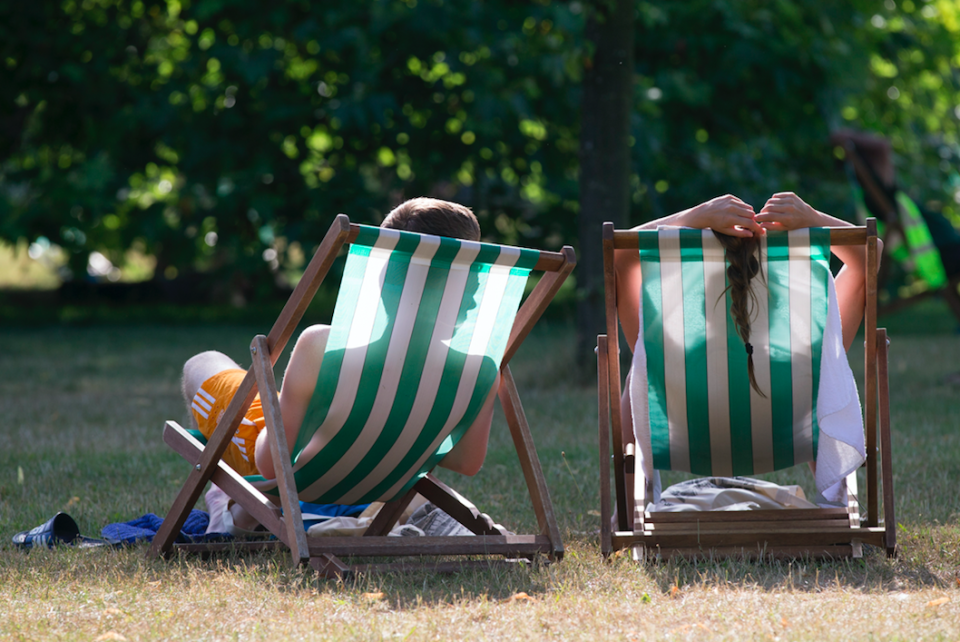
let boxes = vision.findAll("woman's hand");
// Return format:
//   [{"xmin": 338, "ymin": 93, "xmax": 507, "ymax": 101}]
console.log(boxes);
[
  {"xmin": 679, "ymin": 194, "xmax": 763, "ymax": 237},
  {"xmin": 756, "ymin": 192, "xmax": 826, "ymax": 231}
]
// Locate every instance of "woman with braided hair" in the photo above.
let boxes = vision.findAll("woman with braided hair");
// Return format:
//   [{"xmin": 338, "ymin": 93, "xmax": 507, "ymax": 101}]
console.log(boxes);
[{"xmin": 614, "ymin": 191, "xmax": 881, "ymax": 462}]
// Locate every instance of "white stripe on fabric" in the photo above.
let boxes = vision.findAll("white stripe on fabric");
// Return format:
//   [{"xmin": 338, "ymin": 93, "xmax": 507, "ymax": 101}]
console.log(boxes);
[
  {"xmin": 750, "ymin": 236, "xmax": 774, "ymax": 471},
  {"xmin": 336, "ymin": 242, "xmax": 482, "ymax": 504},
  {"xmin": 192, "ymin": 395, "xmax": 213, "ymax": 412},
  {"xmin": 788, "ymin": 229, "xmax": 815, "ymax": 465},
  {"xmin": 294, "ymin": 231, "xmax": 401, "ymax": 469},
  {"xmin": 196, "ymin": 387, "xmax": 215, "ymax": 404},
  {"xmin": 375, "ymin": 248, "xmax": 522, "ymax": 501},
  {"xmin": 191, "ymin": 402, "xmax": 209, "ymax": 419},
  {"xmin": 658, "ymin": 229, "xmax": 690, "ymax": 473},
  {"xmin": 702, "ymin": 231, "xmax": 732, "ymax": 476},
  {"xmin": 297, "ymin": 235, "xmax": 440, "ymax": 500}
]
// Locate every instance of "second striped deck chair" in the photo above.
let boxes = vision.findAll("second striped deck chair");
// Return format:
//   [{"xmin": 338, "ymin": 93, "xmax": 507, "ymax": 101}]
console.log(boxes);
[
  {"xmin": 597, "ymin": 221, "xmax": 896, "ymax": 560},
  {"xmin": 150, "ymin": 215, "xmax": 574, "ymax": 577}
]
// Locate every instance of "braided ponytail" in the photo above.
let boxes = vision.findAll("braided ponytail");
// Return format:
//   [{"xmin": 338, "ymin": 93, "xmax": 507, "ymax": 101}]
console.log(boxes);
[{"xmin": 714, "ymin": 232, "xmax": 766, "ymax": 397}]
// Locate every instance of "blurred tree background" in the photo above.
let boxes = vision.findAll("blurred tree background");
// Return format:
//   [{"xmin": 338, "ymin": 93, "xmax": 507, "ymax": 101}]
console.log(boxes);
[{"xmin": 2, "ymin": 0, "xmax": 960, "ymax": 349}]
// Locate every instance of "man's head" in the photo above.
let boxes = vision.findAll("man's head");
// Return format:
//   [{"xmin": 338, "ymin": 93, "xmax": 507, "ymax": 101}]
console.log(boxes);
[{"xmin": 381, "ymin": 197, "xmax": 481, "ymax": 241}]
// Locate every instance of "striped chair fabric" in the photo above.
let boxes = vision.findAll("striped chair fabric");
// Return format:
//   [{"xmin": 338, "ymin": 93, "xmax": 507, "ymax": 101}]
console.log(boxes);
[
  {"xmin": 249, "ymin": 224, "xmax": 542, "ymax": 505},
  {"xmin": 636, "ymin": 227, "xmax": 832, "ymax": 477}
]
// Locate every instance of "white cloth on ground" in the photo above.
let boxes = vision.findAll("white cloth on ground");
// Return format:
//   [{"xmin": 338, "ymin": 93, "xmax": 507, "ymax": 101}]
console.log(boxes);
[{"xmin": 647, "ymin": 476, "xmax": 818, "ymax": 512}]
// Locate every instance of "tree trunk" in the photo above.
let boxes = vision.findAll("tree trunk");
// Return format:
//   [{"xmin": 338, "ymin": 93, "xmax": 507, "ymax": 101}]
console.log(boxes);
[{"xmin": 577, "ymin": 0, "xmax": 634, "ymax": 372}]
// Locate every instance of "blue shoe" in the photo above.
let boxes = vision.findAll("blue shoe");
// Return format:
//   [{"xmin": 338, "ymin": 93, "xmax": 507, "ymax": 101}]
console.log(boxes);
[{"xmin": 13, "ymin": 512, "xmax": 92, "ymax": 550}]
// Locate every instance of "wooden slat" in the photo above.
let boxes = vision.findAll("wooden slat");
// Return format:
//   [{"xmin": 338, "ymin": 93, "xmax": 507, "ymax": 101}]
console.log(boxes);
[
  {"xmin": 865, "ymin": 219, "xmax": 879, "ymax": 527},
  {"xmin": 305, "ymin": 535, "xmax": 551, "ymax": 557},
  {"xmin": 161, "ymin": 421, "xmax": 286, "ymax": 539},
  {"xmin": 610, "ymin": 226, "xmax": 869, "ymax": 248},
  {"xmin": 602, "ymin": 223, "xmax": 628, "ymax": 530},
  {"xmin": 643, "ymin": 507, "xmax": 850, "ymax": 523},
  {"xmin": 877, "ymin": 328, "xmax": 897, "ymax": 556},
  {"xmin": 343, "ymin": 559, "xmax": 528, "ymax": 575},
  {"xmin": 645, "ymin": 519, "xmax": 853, "ymax": 533},
  {"xmin": 498, "ymin": 366, "xmax": 565, "ymax": 559},
  {"xmin": 174, "ymin": 540, "xmax": 282, "ymax": 554},
  {"xmin": 597, "ymin": 335, "xmax": 613, "ymax": 557},
  {"xmin": 415, "ymin": 475, "xmax": 507, "ymax": 536},
  {"xmin": 613, "ymin": 526, "xmax": 887, "ymax": 549},
  {"xmin": 502, "ymin": 246, "xmax": 576, "ymax": 366},
  {"xmin": 642, "ymin": 545, "xmax": 858, "ymax": 561},
  {"xmin": 251, "ymin": 335, "xmax": 310, "ymax": 566}
]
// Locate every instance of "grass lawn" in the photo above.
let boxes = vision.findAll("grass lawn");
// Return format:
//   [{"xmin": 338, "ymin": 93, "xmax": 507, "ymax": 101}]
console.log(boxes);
[{"xmin": 2, "ymin": 301, "xmax": 960, "ymax": 641}]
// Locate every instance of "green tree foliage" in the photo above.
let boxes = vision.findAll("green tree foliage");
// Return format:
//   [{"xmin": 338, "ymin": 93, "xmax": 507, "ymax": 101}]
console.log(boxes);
[
  {"xmin": 839, "ymin": 0, "xmax": 960, "ymax": 223},
  {"xmin": 1, "ymin": 0, "xmax": 958, "ymax": 295},
  {"xmin": 626, "ymin": 0, "xmax": 876, "ymax": 220},
  {"xmin": 1, "ymin": 0, "xmax": 584, "ymax": 293}
]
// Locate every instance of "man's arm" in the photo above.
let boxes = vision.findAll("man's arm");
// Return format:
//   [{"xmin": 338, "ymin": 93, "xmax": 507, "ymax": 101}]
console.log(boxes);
[{"xmin": 439, "ymin": 371, "xmax": 501, "ymax": 476}]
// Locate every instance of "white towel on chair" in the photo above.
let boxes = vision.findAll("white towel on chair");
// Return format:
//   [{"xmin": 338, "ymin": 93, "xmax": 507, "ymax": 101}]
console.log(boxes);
[{"xmin": 629, "ymin": 272, "xmax": 865, "ymax": 505}]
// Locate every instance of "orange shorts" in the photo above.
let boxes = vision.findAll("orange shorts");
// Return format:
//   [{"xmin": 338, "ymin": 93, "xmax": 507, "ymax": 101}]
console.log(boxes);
[{"xmin": 190, "ymin": 369, "xmax": 265, "ymax": 477}]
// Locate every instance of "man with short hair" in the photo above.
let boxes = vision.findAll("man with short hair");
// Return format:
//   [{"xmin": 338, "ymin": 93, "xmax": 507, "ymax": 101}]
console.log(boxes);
[{"xmin": 182, "ymin": 198, "xmax": 499, "ymax": 531}]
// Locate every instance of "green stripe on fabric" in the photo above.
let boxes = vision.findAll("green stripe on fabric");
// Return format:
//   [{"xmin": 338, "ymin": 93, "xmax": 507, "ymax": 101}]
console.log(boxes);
[
  {"xmin": 513, "ymin": 247, "xmax": 542, "ymax": 271},
  {"xmin": 320, "ymin": 244, "xmax": 461, "ymax": 502},
  {"xmin": 721, "ymin": 256, "xmax": 754, "ymax": 476},
  {"xmin": 808, "ymin": 228, "xmax": 831, "ymax": 459},
  {"xmin": 765, "ymin": 233, "xmax": 795, "ymax": 470},
  {"xmin": 637, "ymin": 231, "xmax": 670, "ymax": 471},
  {"xmin": 679, "ymin": 231, "xmax": 712, "ymax": 476},
  {"xmin": 291, "ymin": 243, "xmax": 415, "ymax": 488},
  {"xmin": 292, "ymin": 245, "xmax": 371, "ymax": 457},
  {"xmin": 411, "ymin": 266, "xmax": 532, "ymax": 494},
  {"xmin": 473, "ymin": 243, "xmax": 503, "ymax": 267},
  {"xmin": 352, "ymin": 224, "xmax": 383, "ymax": 248},
  {"xmin": 361, "ymin": 263, "xmax": 489, "ymax": 501}
]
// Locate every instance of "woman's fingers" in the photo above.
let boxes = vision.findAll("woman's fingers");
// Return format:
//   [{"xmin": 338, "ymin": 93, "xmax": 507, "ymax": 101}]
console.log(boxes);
[
  {"xmin": 758, "ymin": 192, "xmax": 819, "ymax": 229},
  {"xmin": 706, "ymin": 194, "xmax": 764, "ymax": 236}
]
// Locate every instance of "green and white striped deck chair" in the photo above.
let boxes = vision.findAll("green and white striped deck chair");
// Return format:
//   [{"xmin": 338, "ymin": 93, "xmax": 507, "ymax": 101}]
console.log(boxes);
[
  {"xmin": 151, "ymin": 215, "xmax": 574, "ymax": 577},
  {"xmin": 597, "ymin": 221, "xmax": 896, "ymax": 560}
]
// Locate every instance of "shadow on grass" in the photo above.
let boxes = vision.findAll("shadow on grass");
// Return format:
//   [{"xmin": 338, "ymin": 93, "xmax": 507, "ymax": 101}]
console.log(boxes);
[{"xmin": 635, "ymin": 544, "xmax": 952, "ymax": 595}]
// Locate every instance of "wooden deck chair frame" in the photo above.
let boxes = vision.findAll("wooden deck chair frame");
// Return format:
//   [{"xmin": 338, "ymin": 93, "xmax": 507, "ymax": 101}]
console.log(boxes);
[
  {"xmin": 148, "ymin": 214, "xmax": 574, "ymax": 578},
  {"xmin": 841, "ymin": 142, "xmax": 960, "ymax": 323},
  {"xmin": 597, "ymin": 220, "xmax": 896, "ymax": 560}
]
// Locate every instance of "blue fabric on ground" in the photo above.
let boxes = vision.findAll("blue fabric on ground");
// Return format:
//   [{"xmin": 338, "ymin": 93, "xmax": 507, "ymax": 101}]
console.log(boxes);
[
  {"xmin": 300, "ymin": 502, "xmax": 369, "ymax": 518},
  {"xmin": 101, "ymin": 509, "xmax": 231, "ymax": 545},
  {"xmin": 101, "ymin": 503, "xmax": 368, "ymax": 545}
]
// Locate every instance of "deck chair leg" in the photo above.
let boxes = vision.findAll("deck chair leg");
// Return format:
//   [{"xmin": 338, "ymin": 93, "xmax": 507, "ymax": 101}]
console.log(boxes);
[
  {"xmin": 498, "ymin": 365, "xmax": 564, "ymax": 559},
  {"xmin": 597, "ymin": 335, "xmax": 613, "ymax": 557},
  {"xmin": 877, "ymin": 329, "xmax": 897, "ymax": 556},
  {"xmin": 251, "ymin": 335, "xmax": 310, "ymax": 567}
]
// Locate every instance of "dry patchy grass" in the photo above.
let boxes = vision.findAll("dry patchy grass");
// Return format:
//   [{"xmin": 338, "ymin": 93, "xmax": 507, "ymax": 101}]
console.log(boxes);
[{"xmin": 2, "ymin": 314, "xmax": 960, "ymax": 641}]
